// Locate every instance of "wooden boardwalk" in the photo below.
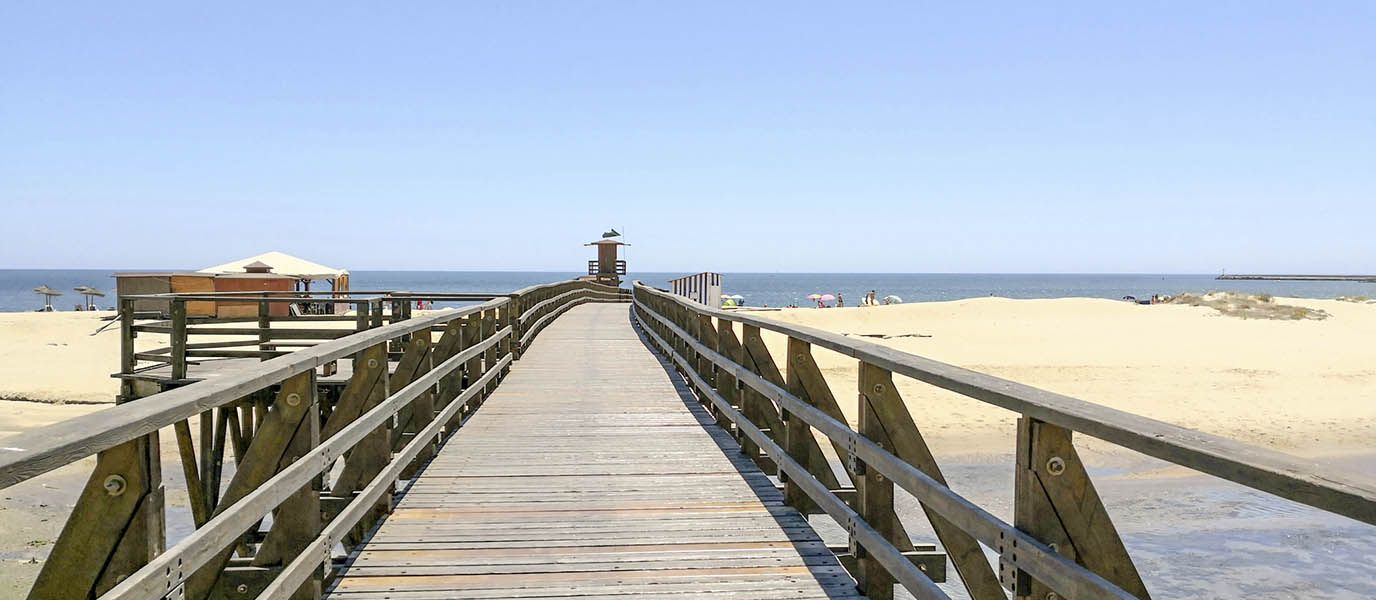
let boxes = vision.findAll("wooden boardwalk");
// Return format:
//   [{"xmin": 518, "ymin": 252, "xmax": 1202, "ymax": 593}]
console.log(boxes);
[{"xmin": 326, "ymin": 303, "xmax": 861, "ymax": 599}]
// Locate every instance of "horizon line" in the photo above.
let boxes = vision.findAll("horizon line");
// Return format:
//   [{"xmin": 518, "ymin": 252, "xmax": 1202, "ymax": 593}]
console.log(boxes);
[{"xmin": 3, "ymin": 268, "xmax": 1361, "ymax": 277}]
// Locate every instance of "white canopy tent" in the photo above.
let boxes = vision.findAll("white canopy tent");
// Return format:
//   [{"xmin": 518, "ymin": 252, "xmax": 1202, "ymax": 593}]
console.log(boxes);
[{"xmin": 199, "ymin": 251, "xmax": 349, "ymax": 291}]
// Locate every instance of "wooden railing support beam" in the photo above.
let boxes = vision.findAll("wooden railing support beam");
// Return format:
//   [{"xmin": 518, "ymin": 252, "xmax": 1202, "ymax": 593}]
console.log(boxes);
[
  {"xmin": 27, "ymin": 435, "xmax": 164, "ymax": 600},
  {"xmin": 185, "ymin": 371, "xmax": 317, "ymax": 600},
  {"xmin": 1012, "ymin": 417, "xmax": 1149, "ymax": 599},
  {"xmin": 859, "ymin": 362, "xmax": 1004, "ymax": 600}
]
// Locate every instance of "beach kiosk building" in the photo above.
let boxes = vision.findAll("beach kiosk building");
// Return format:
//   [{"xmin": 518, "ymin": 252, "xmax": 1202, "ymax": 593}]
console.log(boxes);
[
  {"xmin": 114, "ymin": 252, "xmax": 350, "ymax": 318},
  {"xmin": 669, "ymin": 272, "xmax": 722, "ymax": 307}
]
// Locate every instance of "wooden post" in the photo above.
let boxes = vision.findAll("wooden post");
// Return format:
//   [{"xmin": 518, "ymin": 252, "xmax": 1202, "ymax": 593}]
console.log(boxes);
[
  {"xmin": 1012, "ymin": 417, "xmax": 1150, "ymax": 600},
  {"xmin": 463, "ymin": 315, "xmax": 483, "ymax": 409},
  {"xmin": 387, "ymin": 297, "xmax": 403, "ymax": 352},
  {"xmin": 498, "ymin": 301, "xmax": 512, "ymax": 374},
  {"xmin": 370, "ymin": 298, "xmax": 384, "ymax": 330},
  {"xmin": 695, "ymin": 314, "xmax": 718, "ymax": 391},
  {"xmin": 199, "ymin": 409, "xmax": 215, "ymax": 516},
  {"xmin": 209, "ymin": 407, "xmax": 229, "ymax": 509},
  {"xmin": 716, "ymin": 320, "xmax": 745, "ymax": 440},
  {"xmin": 482, "ymin": 308, "xmax": 497, "ymax": 398},
  {"xmin": 509, "ymin": 296, "xmax": 523, "ymax": 360},
  {"xmin": 442, "ymin": 317, "xmax": 474, "ymax": 430},
  {"xmin": 118, "ymin": 297, "xmax": 137, "ymax": 402},
  {"xmin": 170, "ymin": 298, "xmax": 188, "ymax": 380},
  {"xmin": 258, "ymin": 295, "xmax": 272, "ymax": 361},
  {"xmin": 856, "ymin": 362, "xmax": 898, "ymax": 600},
  {"xmin": 355, "ymin": 298, "xmax": 370, "ymax": 333}
]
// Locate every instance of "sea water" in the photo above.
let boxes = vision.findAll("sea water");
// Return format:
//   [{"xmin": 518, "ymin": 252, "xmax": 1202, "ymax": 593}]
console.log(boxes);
[{"xmin": 1, "ymin": 269, "xmax": 1372, "ymax": 312}]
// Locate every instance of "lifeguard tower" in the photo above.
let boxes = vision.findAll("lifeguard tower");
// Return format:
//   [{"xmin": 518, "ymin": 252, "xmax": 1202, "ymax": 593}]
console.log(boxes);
[{"xmin": 580, "ymin": 233, "xmax": 628, "ymax": 286}]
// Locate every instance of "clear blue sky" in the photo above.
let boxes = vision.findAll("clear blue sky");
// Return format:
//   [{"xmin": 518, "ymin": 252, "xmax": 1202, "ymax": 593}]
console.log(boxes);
[{"xmin": 3, "ymin": 2, "xmax": 1373, "ymax": 273}]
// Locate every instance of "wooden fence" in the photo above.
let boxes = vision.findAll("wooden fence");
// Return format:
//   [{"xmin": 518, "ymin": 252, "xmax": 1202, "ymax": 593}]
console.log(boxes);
[
  {"xmin": 631, "ymin": 281, "xmax": 1376, "ymax": 600},
  {"xmin": 116, "ymin": 290, "xmax": 542, "ymax": 398},
  {"xmin": 0, "ymin": 280, "xmax": 625, "ymax": 600}
]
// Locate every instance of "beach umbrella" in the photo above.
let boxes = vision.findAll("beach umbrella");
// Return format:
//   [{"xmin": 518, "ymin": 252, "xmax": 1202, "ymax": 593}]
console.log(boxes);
[
  {"xmin": 721, "ymin": 298, "xmax": 737, "ymax": 307},
  {"xmin": 730, "ymin": 294, "xmax": 744, "ymax": 300},
  {"xmin": 33, "ymin": 285, "xmax": 62, "ymax": 312},
  {"xmin": 884, "ymin": 295, "xmax": 903, "ymax": 304},
  {"xmin": 820, "ymin": 294, "xmax": 836, "ymax": 301},
  {"xmin": 74, "ymin": 286, "xmax": 106, "ymax": 309},
  {"xmin": 720, "ymin": 294, "xmax": 731, "ymax": 299},
  {"xmin": 806, "ymin": 294, "xmax": 822, "ymax": 300}
]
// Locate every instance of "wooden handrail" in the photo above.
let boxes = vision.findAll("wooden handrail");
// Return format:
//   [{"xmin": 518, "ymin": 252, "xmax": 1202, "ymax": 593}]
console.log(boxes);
[
  {"xmin": 0, "ymin": 297, "xmax": 505, "ymax": 488},
  {"xmin": 0, "ymin": 283, "xmax": 624, "ymax": 489},
  {"xmin": 97, "ymin": 330, "xmax": 511, "ymax": 600},
  {"xmin": 634, "ymin": 292, "xmax": 1136, "ymax": 599},
  {"xmin": 257, "ymin": 352, "xmax": 515, "ymax": 600},
  {"xmin": 4, "ymin": 278, "xmax": 623, "ymax": 600},
  {"xmin": 633, "ymin": 280, "xmax": 1375, "ymax": 600},
  {"xmin": 632, "ymin": 281, "xmax": 1376, "ymax": 525}
]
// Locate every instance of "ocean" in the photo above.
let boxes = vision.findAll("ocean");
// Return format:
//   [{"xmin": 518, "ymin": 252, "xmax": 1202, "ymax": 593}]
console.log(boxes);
[{"xmin": 1, "ymin": 269, "xmax": 1372, "ymax": 313}]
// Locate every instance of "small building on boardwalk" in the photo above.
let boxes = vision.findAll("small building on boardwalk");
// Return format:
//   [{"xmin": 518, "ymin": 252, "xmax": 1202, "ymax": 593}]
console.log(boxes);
[
  {"xmin": 669, "ymin": 271, "xmax": 722, "ymax": 306},
  {"xmin": 579, "ymin": 238, "xmax": 628, "ymax": 286},
  {"xmin": 114, "ymin": 251, "xmax": 349, "ymax": 318}
]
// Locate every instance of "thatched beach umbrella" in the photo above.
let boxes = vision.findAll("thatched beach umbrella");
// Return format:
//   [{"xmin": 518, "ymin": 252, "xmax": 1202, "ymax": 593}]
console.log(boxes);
[
  {"xmin": 33, "ymin": 285, "xmax": 62, "ymax": 312},
  {"xmin": 74, "ymin": 286, "xmax": 106, "ymax": 310}
]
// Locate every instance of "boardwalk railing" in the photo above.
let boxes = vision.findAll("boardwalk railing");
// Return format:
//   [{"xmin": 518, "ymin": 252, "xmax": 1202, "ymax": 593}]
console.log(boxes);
[
  {"xmin": 116, "ymin": 286, "xmax": 629, "ymax": 398},
  {"xmin": 0, "ymin": 280, "xmax": 624, "ymax": 600},
  {"xmin": 631, "ymin": 281, "xmax": 1376, "ymax": 600}
]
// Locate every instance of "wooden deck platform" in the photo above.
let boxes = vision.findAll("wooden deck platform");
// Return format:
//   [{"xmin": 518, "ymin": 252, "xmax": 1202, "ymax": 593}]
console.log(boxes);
[
  {"xmin": 325, "ymin": 303, "xmax": 861, "ymax": 599},
  {"xmin": 129, "ymin": 357, "xmax": 376, "ymax": 387}
]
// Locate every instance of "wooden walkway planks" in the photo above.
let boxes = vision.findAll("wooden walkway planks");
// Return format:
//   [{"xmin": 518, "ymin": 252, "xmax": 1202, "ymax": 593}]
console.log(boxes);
[{"xmin": 326, "ymin": 303, "xmax": 861, "ymax": 599}]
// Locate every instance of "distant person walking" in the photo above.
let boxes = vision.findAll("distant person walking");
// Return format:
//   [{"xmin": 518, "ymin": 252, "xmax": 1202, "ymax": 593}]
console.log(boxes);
[{"xmin": 837, "ymin": 293, "xmax": 844, "ymax": 307}]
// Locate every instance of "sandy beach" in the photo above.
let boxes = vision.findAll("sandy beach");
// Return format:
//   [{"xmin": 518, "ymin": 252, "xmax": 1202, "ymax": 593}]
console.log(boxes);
[
  {"xmin": 752, "ymin": 295, "xmax": 1376, "ymax": 462},
  {"xmin": 0, "ymin": 310, "xmax": 129, "ymax": 405}
]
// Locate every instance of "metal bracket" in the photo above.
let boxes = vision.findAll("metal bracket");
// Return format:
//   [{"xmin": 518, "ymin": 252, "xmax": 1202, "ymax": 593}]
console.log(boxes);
[
  {"xmin": 162, "ymin": 581, "xmax": 185, "ymax": 600},
  {"xmin": 846, "ymin": 433, "xmax": 866, "ymax": 475},
  {"xmin": 995, "ymin": 529, "xmax": 1021, "ymax": 593}
]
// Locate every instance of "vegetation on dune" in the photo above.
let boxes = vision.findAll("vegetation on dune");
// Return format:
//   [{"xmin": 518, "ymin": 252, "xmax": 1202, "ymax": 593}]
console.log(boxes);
[
  {"xmin": 1336, "ymin": 295, "xmax": 1374, "ymax": 304},
  {"xmin": 1167, "ymin": 291, "xmax": 1330, "ymax": 321}
]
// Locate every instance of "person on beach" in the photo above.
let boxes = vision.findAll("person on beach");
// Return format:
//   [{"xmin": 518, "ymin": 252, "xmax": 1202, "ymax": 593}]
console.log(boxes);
[{"xmin": 837, "ymin": 293, "xmax": 844, "ymax": 307}]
